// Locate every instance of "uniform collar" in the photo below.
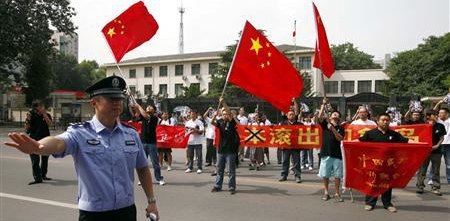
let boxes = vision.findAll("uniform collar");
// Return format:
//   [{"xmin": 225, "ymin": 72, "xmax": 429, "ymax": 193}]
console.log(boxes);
[{"xmin": 91, "ymin": 115, "xmax": 122, "ymax": 133}]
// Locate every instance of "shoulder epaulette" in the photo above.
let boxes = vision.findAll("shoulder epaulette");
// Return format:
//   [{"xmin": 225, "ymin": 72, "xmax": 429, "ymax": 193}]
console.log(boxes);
[
  {"xmin": 121, "ymin": 123, "xmax": 135, "ymax": 130},
  {"xmin": 69, "ymin": 121, "xmax": 89, "ymax": 128}
]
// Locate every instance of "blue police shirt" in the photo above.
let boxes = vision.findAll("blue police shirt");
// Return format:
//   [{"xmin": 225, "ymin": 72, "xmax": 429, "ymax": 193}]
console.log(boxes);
[{"xmin": 54, "ymin": 116, "xmax": 148, "ymax": 212}]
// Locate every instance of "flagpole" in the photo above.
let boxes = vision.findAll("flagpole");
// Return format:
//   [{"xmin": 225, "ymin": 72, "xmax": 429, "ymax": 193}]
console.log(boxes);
[
  {"xmin": 216, "ymin": 22, "xmax": 247, "ymax": 111},
  {"xmin": 293, "ymin": 20, "xmax": 297, "ymax": 69},
  {"xmin": 220, "ymin": 22, "xmax": 247, "ymax": 98},
  {"xmin": 102, "ymin": 36, "xmax": 137, "ymax": 104},
  {"xmin": 311, "ymin": 2, "xmax": 327, "ymax": 99}
]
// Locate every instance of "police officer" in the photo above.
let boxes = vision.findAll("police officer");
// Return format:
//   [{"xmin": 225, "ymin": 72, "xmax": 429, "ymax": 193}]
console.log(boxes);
[{"xmin": 5, "ymin": 76, "xmax": 159, "ymax": 221}]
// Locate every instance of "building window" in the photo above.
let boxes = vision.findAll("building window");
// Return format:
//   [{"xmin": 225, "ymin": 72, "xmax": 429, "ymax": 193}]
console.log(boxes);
[
  {"xmin": 375, "ymin": 80, "xmax": 386, "ymax": 93},
  {"xmin": 144, "ymin": 84, "xmax": 152, "ymax": 96},
  {"xmin": 129, "ymin": 85, "xmax": 136, "ymax": 95},
  {"xmin": 144, "ymin": 67, "xmax": 153, "ymax": 77},
  {"xmin": 129, "ymin": 69, "xmax": 136, "ymax": 78},
  {"xmin": 341, "ymin": 81, "xmax": 355, "ymax": 94},
  {"xmin": 175, "ymin": 65, "xmax": 183, "ymax": 76},
  {"xmin": 358, "ymin": 80, "xmax": 372, "ymax": 93},
  {"xmin": 159, "ymin": 84, "xmax": 167, "ymax": 96},
  {"xmin": 191, "ymin": 64, "xmax": 200, "ymax": 75},
  {"xmin": 159, "ymin": 66, "xmax": 167, "ymax": 77},
  {"xmin": 299, "ymin": 57, "xmax": 311, "ymax": 69},
  {"xmin": 324, "ymin": 81, "xmax": 338, "ymax": 94},
  {"xmin": 175, "ymin": 83, "xmax": 184, "ymax": 97},
  {"xmin": 209, "ymin": 62, "xmax": 218, "ymax": 75}
]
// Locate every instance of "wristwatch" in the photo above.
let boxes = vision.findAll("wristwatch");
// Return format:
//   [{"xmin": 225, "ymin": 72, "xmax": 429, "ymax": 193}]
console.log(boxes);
[{"xmin": 147, "ymin": 196, "xmax": 156, "ymax": 204}]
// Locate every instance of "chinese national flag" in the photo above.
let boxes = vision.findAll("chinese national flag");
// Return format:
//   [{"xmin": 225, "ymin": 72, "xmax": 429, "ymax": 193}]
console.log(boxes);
[
  {"xmin": 229, "ymin": 21, "xmax": 304, "ymax": 112},
  {"xmin": 102, "ymin": 1, "xmax": 159, "ymax": 63},
  {"xmin": 312, "ymin": 3, "xmax": 335, "ymax": 78},
  {"xmin": 343, "ymin": 141, "xmax": 431, "ymax": 197}
]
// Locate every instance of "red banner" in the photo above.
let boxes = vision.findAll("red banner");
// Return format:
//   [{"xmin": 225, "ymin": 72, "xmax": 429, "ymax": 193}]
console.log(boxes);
[
  {"xmin": 344, "ymin": 124, "xmax": 432, "ymax": 145},
  {"xmin": 235, "ymin": 125, "xmax": 322, "ymax": 148},
  {"xmin": 156, "ymin": 125, "xmax": 190, "ymax": 148},
  {"xmin": 343, "ymin": 141, "xmax": 431, "ymax": 196}
]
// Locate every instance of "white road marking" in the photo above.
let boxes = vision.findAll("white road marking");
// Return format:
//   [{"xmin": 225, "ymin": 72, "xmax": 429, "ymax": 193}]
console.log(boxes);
[{"xmin": 0, "ymin": 193, "xmax": 77, "ymax": 209}]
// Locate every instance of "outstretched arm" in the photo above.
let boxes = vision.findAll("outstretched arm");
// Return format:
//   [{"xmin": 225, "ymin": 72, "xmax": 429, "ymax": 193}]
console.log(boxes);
[{"xmin": 4, "ymin": 133, "xmax": 65, "ymax": 155}]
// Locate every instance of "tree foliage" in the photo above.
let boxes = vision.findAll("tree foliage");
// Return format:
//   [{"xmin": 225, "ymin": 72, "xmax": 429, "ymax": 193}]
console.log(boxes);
[
  {"xmin": 180, "ymin": 84, "xmax": 206, "ymax": 98},
  {"xmin": 50, "ymin": 53, "xmax": 106, "ymax": 91},
  {"xmin": 331, "ymin": 42, "xmax": 381, "ymax": 70},
  {"xmin": 0, "ymin": 0, "xmax": 76, "ymax": 102},
  {"xmin": 385, "ymin": 33, "xmax": 450, "ymax": 96}
]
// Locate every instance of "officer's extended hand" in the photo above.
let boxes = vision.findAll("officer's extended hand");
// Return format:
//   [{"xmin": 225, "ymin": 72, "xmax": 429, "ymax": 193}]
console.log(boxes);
[{"xmin": 4, "ymin": 133, "xmax": 41, "ymax": 154}]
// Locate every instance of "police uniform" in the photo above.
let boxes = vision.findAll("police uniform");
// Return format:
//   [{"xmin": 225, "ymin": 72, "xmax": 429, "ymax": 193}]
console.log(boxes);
[{"xmin": 53, "ymin": 76, "xmax": 148, "ymax": 220}]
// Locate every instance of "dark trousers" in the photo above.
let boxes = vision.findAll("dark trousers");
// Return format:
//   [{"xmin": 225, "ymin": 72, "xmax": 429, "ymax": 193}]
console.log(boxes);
[
  {"xmin": 277, "ymin": 148, "xmax": 282, "ymax": 163},
  {"xmin": 29, "ymin": 154, "xmax": 49, "ymax": 181},
  {"xmin": 365, "ymin": 188, "xmax": 393, "ymax": 208},
  {"xmin": 417, "ymin": 153, "xmax": 442, "ymax": 189},
  {"xmin": 187, "ymin": 144, "xmax": 203, "ymax": 170},
  {"xmin": 205, "ymin": 138, "xmax": 217, "ymax": 164},
  {"xmin": 281, "ymin": 149, "xmax": 301, "ymax": 178},
  {"xmin": 79, "ymin": 204, "xmax": 136, "ymax": 221},
  {"xmin": 214, "ymin": 153, "xmax": 237, "ymax": 190}
]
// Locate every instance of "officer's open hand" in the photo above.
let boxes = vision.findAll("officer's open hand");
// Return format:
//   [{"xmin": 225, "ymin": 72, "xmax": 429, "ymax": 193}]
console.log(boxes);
[
  {"xmin": 4, "ymin": 133, "xmax": 41, "ymax": 154},
  {"xmin": 146, "ymin": 203, "xmax": 159, "ymax": 220}
]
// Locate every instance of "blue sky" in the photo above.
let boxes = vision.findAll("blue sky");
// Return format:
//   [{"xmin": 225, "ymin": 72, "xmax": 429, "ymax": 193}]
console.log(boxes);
[{"xmin": 70, "ymin": 0, "xmax": 449, "ymax": 64}]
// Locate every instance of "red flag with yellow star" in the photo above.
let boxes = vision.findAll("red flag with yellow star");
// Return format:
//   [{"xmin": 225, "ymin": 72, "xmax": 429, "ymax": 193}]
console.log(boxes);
[
  {"xmin": 102, "ymin": 1, "xmax": 158, "ymax": 63},
  {"xmin": 312, "ymin": 2, "xmax": 335, "ymax": 78},
  {"xmin": 228, "ymin": 21, "xmax": 304, "ymax": 112}
]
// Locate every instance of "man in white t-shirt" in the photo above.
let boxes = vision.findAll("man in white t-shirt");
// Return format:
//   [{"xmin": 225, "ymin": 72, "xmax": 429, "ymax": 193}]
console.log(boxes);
[
  {"xmin": 203, "ymin": 107, "xmax": 217, "ymax": 167},
  {"xmin": 185, "ymin": 110, "xmax": 205, "ymax": 174},
  {"xmin": 351, "ymin": 106, "xmax": 377, "ymax": 126}
]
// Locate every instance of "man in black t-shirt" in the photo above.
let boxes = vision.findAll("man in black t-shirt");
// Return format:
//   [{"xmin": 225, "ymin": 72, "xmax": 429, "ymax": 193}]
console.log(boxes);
[
  {"xmin": 279, "ymin": 110, "xmax": 302, "ymax": 183},
  {"xmin": 416, "ymin": 110, "xmax": 446, "ymax": 195},
  {"xmin": 359, "ymin": 113, "xmax": 408, "ymax": 213},
  {"xmin": 25, "ymin": 100, "xmax": 53, "ymax": 185},
  {"xmin": 211, "ymin": 97, "xmax": 239, "ymax": 194},
  {"xmin": 133, "ymin": 103, "xmax": 165, "ymax": 186},
  {"xmin": 317, "ymin": 98, "xmax": 345, "ymax": 202}
]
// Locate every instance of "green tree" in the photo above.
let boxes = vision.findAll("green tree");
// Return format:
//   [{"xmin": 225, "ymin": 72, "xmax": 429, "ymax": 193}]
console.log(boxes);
[
  {"xmin": 51, "ymin": 54, "xmax": 106, "ymax": 91},
  {"xmin": 181, "ymin": 84, "xmax": 206, "ymax": 98},
  {"xmin": 386, "ymin": 33, "xmax": 450, "ymax": 96},
  {"xmin": 24, "ymin": 51, "xmax": 51, "ymax": 105},
  {"xmin": 1, "ymin": 0, "xmax": 76, "ymax": 103},
  {"xmin": 331, "ymin": 42, "xmax": 381, "ymax": 70}
]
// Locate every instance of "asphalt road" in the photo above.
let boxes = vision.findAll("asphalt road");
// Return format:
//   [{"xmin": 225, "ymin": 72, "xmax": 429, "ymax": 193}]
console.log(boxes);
[{"xmin": 1, "ymin": 128, "xmax": 449, "ymax": 221}]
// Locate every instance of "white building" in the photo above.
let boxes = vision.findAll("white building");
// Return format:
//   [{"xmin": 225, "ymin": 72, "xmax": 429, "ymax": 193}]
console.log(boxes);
[
  {"xmin": 103, "ymin": 44, "xmax": 388, "ymax": 99},
  {"xmin": 51, "ymin": 30, "xmax": 79, "ymax": 61}
]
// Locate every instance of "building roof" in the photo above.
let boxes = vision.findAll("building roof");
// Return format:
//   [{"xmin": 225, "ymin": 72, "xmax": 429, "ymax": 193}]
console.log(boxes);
[{"xmin": 102, "ymin": 44, "xmax": 313, "ymax": 67}]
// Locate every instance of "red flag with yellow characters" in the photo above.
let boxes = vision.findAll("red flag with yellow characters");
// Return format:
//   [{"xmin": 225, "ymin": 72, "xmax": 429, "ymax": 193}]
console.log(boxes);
[
  {"xmin": 102, "ymin": 1, "xmax": 159, "ymax": 63},
  {"xmin": 228, "ymin": 21, "xmax": 304, "ymax": 113},
  {"xmin": 342, "ymin": 124, "xmax": 432, "ymax": 196}
]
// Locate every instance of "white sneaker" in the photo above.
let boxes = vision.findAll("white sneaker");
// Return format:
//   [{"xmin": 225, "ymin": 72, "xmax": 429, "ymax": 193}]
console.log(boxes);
[
  {"xmin": 197, "ymin": 169, "xmax": 202, "ymax": 174},
  {"xmin": 427, "ymin": 180, "xmax": 433, "ymax": 185},
  {"xmin": 308, "ymin": 166, "xmax": 313, "ymax": 171},
  {"xmin": 159, "ymin": 180, "xmax": 166, "ymax": 186},
  {"xmin": 138, "ymin": 181, "xmax": 141, "ymax": 186},
  {"xmin": 167, "ymin": 166, "xmax": 172, "ymax": 171},
  {"xmin": 300, "ymin": 166, "xmax": 305, "ymax": 170},
  {"xmin": 185, "ymin": 168, "xmax": 192, "ymax": 173}
]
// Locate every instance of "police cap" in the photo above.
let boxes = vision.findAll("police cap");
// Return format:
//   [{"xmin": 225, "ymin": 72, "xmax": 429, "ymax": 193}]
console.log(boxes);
[{"xmin": 85, "ymin": 75, "xmax": 126, "ymax": 99}]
